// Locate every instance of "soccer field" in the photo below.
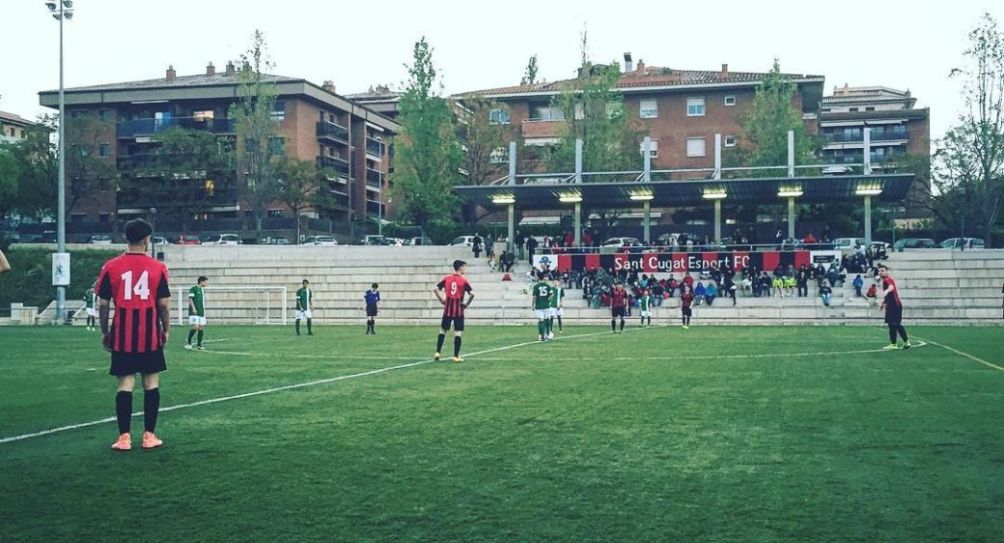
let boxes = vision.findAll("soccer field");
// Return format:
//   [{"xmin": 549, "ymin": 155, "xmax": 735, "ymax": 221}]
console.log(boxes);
[{"xmin": 1, "ymin": 324, "xmax": 1002, "ymax": 542}]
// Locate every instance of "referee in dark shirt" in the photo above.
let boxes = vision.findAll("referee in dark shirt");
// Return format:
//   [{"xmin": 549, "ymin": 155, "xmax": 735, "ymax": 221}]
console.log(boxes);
[{"xmin": 364, "ymin": 283, "xmax": 380, "ymax": 335}]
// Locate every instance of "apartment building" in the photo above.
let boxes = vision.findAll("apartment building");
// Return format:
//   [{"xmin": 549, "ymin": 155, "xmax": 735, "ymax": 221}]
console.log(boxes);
[
  {"xmin": 457, "ymin": 54, "xmax": 825, "ymax": 170},
  {"xmin": 0, "ymin": 110, "xmax": 34, "ymax": 143},
  {"xmin": 37, "ymin": 63, "xmax": 398, "ymax": 237}
]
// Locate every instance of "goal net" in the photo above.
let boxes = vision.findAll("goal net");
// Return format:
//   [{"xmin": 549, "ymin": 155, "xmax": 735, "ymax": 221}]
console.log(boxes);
[{"xmin": 175, "ymin": 286, "xmax": 288, "ymax": 325}]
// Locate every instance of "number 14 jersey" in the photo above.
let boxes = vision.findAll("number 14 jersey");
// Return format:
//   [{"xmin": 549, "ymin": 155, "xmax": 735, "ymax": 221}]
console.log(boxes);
[{"xmin": 96, "ymin": 253, "xmax": 172, "ymax": 353}]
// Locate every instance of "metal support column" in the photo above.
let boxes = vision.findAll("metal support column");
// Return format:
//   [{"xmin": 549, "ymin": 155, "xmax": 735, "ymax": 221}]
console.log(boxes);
[
  {"xmin": 787, "ymin": 130, "xmax": 795, "ymax": 178},
  {"xmin": 863, "ymin": 128, "xmax": 872, "ymax": 176},
  {"xmin": 643, "ymin": 201, "xmax": 651, "ymax": 244},
  {"xmin": 714, "ymin": 134, "xmax": 722, "ymax": 180},
  {"xmin": 575, "ymin": 138, "xmax": 584, "ymax": 184},
  {"xmin": 507, "ymin": 203, "xmax": 515, "ymax": 253},
  {"xmin": 787, "ymin": 197, "xmax": 796, "ymax": 240},
  {"xmin": 714, "ymin": 200, "xmax": 722, "ymax": 243},
  {"xmin": 643, "ymin": 137, "xmax": 652, "ymax": 182},
  {"xmin": 864, "ymin": 196, "xmax": 872, "ymax": 244},
  {"xmin": 574, "ymin": 202, "xmax": 582, "ymax": 246}
]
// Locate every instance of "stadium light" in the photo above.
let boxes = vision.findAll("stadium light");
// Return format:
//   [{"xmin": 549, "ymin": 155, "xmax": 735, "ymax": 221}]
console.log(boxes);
[
  {"xmin": 559, "ymin": 194, "xmax": 582, "ymax": 203},
  {"xmin": 629, "ymin": 193, "xmax": 654, "ymax": 201},
  {"xmin": 702, "ymin": 189, "xmax": 727, "ymax": 200},
  {"xmin": 856, "ymin": 186, "xmax": 883, "ymax": 197},
  {"xmin": 778, "ymin": 188, "xmax": 803, "ymax": 198},
  {"xmin": 492, "ymin": 195, "xmax": 516, "ymax": 205}
]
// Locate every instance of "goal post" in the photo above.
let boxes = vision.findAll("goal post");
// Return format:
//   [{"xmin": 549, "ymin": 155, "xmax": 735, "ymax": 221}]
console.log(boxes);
[{"xmin": 174, "ymin": 286, "xmax": 288, "ymax": 326}]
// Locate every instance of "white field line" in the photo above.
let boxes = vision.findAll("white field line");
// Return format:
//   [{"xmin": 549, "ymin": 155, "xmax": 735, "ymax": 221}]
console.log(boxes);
[
  {"xmin": 0, "ymin": 328, "xmax": 620, "ymax": 446},
  {"xmin": 915, "ymin": 336, "xmax": 1004, "ymax": 373}
]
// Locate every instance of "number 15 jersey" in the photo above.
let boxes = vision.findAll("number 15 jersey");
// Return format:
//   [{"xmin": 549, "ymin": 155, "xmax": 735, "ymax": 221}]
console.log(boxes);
[
  {"xmin": 96, "ymin": 253, "xmax": 172, "ymax": 353},
  {"xmin": 437, "ymin": 274, "xmax": 472, "ymax": 318}
]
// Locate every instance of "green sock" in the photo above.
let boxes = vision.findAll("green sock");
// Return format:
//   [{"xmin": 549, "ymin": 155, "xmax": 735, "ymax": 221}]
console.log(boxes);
[
  {"xmin": 196, "ymin": 330, "xmax": 204, "ymax": 346},
  {"xmin": 538, "ymin": 321, "xmax": 545, "ymax": 337}
]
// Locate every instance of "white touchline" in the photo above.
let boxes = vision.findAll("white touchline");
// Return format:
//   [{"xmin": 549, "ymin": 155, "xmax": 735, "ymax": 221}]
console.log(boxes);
[
  {"xmin": 915, "ymin": 336, "xmax": 1004, "ymax": 373},
  {"xmin": 0, "ymin": 328, "xmax": 627, "ymax": 445}
]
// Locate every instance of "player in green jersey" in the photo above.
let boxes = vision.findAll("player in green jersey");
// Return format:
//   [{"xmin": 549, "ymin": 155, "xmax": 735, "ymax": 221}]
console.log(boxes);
[
  {"xmin": 531, "ymin": 272, "xmax": 552, "ymax": 342},
  {"xmin": 295, "ymin": 279, "xmax": 314, "ymax": 336},
  {"xmin": 83, "ymin": 287, "xmax": 98, "ymax": 331},
  {"xmin": 548, "ymin": 278, "xmax": 564, "ymax": 337},
  {"xmin": 638, "ymin": 288, "xmax": 653, "ymax": 327},
  {"xmin": 185, "ymin": 276, "xmax": 208, "ymax": 350}
]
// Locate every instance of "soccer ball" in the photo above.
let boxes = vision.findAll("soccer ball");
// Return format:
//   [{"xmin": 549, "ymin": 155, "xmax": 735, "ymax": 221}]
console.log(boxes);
[{"xmin": 520, "ymin": 288, "xmax": 529, "ymax": 295}]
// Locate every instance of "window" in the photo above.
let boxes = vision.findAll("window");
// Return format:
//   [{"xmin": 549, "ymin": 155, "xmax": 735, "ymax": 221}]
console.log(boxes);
[
  {"xmin": 99, "ymin": 143, "xmax": 110, "ymax": 158},
  {"xmin": 488, "ymin": 108, "xmax": 510, "ymax": 125},
  {"xmin": 489, "ymin": 147, "xmax": 508, "ymax": 164},
  {"xmin": 193, "ymin": 110, "xmax": 215, "ymax": 122},
  {"xmin": 71, "ymin": 213, "xmax": 86, "ymax": 224},
  {"xmin": 724, "ymin": 96, "xmax": 736, "ymax": 107},
  {"xmin": 639, "ymin": 139, "xmax": 659, "ymax": 158},
  {"xmin": 686, "ymin": 137, "xmax": 706, "ymax": 157},
  {"xmin": 574, "ymin": 102, "xmax": 585, "ymax": 120},
  {"xmin": 271, "ymin": 101, "xmax": 286, "ymax": 121},
  {"xmin": 99, "ymin": 109, "xmax": 111, "ymax": 121},
  {"xmin": 639, "ymin": 99, "xmax": 658, "ymax": 119},
  {"xmin": 530, "ymin": 104, "xmax": 564, "ymax": 121},
  {"xmin": 687, "ymin": 97, "xmax": 705, "ymax": 117},
  {"xmin": 268, "ymin": 137, "xmax": 285, "ymax": 156},
  {"xmin": 724, "ymin": 135, "xmax": 737, "ymax": 148},
  {"xmin": 865, "ymin": 106, "xmax": 876, "ymax": 112},
  {"xmin": 268, "ymin": 209, "xmax": 285, "ymax": 218},
  {"xmin": 7, "ymin": 128, "xmax": 14, "ymax": 137},
  {"xmin": 849, "ymin": 107, "xmax": 859, "ymax": 113}
]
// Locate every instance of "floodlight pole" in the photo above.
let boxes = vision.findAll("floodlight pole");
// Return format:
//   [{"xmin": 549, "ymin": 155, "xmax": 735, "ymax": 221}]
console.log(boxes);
[
  {"xmin": 507, "ymin": 141, "xmax": 516, "ymax": 253},
  {"xmin": 642, "ymin": 137, "xmax": 652, "ymax": 244},
  {"xmin": 863, "ymin": 128, "xmax": 873, "ymax": 244},
  {"xmin": 48, "ymin": 0, "xmax": 74, "ymax": 324},
  {"xmin": 574, "ymin": 138, "xmax": 583, "ymax": 246},
  {"xmin": 787, "ymin": 131, "xmax": 796, "ymax": 240}
]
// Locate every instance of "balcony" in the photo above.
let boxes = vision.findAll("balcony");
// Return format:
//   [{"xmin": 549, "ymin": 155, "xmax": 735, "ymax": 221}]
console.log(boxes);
[
  {"xmin": 117, "ymin": 187, "xmax": 238, "ymax": 209},
  {"xmin": 366, "ymin": 136, "xmax": 384, "ymax": 159},
  {"xmin": 822, "ymin": 128, "xmax": 909, "ymax": 144},
  {"xmin": 317, "ymin": 155, "xmax": 350, "ymax": 176},
  {"xmin": 117, "ymin": 117, "xmax": 235, "ymax": 139},
  {"xmin": 522, "ymin": 119, "xmax": 566, "ymax": 139},
  {"xmin": 317, "ymin": 121, "xmax": 350, "ymax": 144},
  {"xmin": 366, "ymin": 168, "xmax": 382, "ymax": 188}
]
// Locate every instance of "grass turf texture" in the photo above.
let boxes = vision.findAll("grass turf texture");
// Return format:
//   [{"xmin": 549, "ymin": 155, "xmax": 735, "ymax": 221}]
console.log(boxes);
[{"xmin": 1, "ymin": 325, "xmax": 1002, "ymax": 542}]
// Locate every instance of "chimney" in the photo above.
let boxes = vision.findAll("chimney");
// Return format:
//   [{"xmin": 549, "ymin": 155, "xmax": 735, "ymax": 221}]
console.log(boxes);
[
  {"xmin": 322, "ymin": 80, "xmax": 336, "ymax": 94},
  {"xmin": 721, "ymin": 63, "xmax": 729, "ymax": 77},
  {"xmin": 206, "ymin": 62, "xmax": 215, "ymax": 76},
  {"xmin": 166, "ymin": 65, "xmax": 176, "ymax": 81},
  {"xmin": 636, "ymin": 60, "xmax": 645, "ymax": 73},
  {"xmin": 225, "ymin": 61, "xmax": 236, "ymax": 76},
  {"xmin": 623, "ymin": 52, "xmax": 634, "ymax": 73}
]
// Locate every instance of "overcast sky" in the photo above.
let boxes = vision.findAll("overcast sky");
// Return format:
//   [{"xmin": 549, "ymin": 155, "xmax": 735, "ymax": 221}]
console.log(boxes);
[{"xmin": 1, "ymin": 0, "xmax": 998, "ymax": 141}]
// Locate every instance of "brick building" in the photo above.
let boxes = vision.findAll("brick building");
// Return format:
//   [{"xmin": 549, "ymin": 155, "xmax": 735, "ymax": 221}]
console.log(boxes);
[
  {"xmin": 457, "ymin": 54, "xmax": 825, "ymax": 170},
  {"xmin": 0, "ymin": 110, "xmax": 35, "ymax": 143},
  {"xmin": 38, "ymin": 63, "xmax": 398, "ymax": 240}
]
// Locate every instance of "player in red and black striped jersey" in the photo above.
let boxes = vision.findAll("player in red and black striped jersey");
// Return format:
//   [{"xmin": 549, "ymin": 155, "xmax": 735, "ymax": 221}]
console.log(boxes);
[
  {"xmin": 434, "ymin": 260, "xmax": 475, "ymax": 362},
  {"xmin": 610, "ymin": 282, "xmax": 628, "ymax": 333},
  {"xmin": 878, "ymin": 264, "xmax": 910, "ymax": 350},
  {"xmin": 95, "ymin": 219, "xmax": 172, "ymax": 451}
]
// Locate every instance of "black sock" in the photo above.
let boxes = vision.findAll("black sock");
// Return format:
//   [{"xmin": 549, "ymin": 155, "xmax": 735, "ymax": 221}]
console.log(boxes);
[
  {"xmin": 453, "ymin": 336, "xmax": 462, "ymax": 357},
  {"xmin": 143, "ymin": 388, "xmax": 160, "ymax": 433},
  {"xmin": 898, "ymin": 325, "xmax": 909, "ymax": 342},
  {"xmin": 295, "ymin": 320, "xmax": 300, "ymax": 334},
  {"xmin": 686, "ymin": 316, "xmax": 691, "ymax": 326},
  {"xmin": 115, "ymin": 391, "xmax": 132, "ymax": 434},
  {"xmin": 307, "ymin": 319, "xmax": 312, "ymax": 333},
  {"xmin": 619, "ymin": 318, "xmax": 625, "ymax": 331},
  {"xmin": 611, "ymin": 319, "xmax": 616, "ymax": 331},
  {"xmin": 557, "ymin": 316, "xmax": 562, "ymax": 331},
  {"xmin": 682, "ymin": 316, "xmax": 686, "ymax": 325},
  {"xmin": 888, "ymin": 325, "xmax": 898, "ymax": 344},
  {"xmin": 647, "ymin": 317, "xmax": 651, "ymax": 326},
  {"xmin": 196, "ymin": 330, "xmax": 204, "ymax": 346},
  {"xmin": 436, "ymin": 333, "xmax": 445, "ymax": 353},
  {"xmin": 187, "ymin": 329, "xmax": 196, "ymax": 344}
]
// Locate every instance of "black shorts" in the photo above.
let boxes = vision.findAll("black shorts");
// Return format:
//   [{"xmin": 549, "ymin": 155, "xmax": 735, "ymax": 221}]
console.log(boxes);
[
  {"xmin": 682, "ymin": 307, "xmax": 692, "ymax": 317},
  {"xmin": 109, "ymin": 350, "xmax": 166, "ymax": 377},
  {"xmin": 366, "ymin": 304, "xmax": 378, "ymax": 317},
  {"xmin": 884, "ymin": 304, "xmax": 903, "ymax": 325},
  {"xmin": 440, "ymin": 316, "xmax": 465, "ymax": 331},
  {"xmin": 612, "ymin": 306, "xmax": 626, "ymax": 318}
]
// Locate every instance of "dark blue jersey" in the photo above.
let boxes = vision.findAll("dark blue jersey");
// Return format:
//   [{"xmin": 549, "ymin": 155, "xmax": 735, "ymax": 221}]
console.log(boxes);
[{"xmin": 364, "ymin": 289, "xmax": 381, "ymax": 305}]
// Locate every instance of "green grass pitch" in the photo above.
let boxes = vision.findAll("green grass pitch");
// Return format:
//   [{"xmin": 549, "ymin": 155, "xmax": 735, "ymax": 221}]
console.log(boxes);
[{"xmin": 1, "ymin": 323, "xmax": 1002, "ymax": 542}]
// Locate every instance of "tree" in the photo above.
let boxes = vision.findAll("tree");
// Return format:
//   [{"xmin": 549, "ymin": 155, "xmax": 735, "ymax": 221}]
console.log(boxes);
[
  {"xmin": 230, "ymin": 29, "xmax": 281, "ymax": 238},
  {"xmin": 274, "ymin": 157, "xmax": 322, "ymax": 243},
  {"xmin": 934, "ymin": 13, "xmax": 1004, "ymax": 247},
  {"xmin": 456, "ymin": 96, "xmax": 509, "ymax": 227},
  {"xmin": 0, "ymin": 143, "xmax": 20, "ymax": 221},
  {"xmin": 391, "ymin": 37, "xmax": 464, "ymax": 228},
  {"xmin": 11, "ymin": 116, "xmax": 57, "ymax": 220},
  {"xmin": 64, "ymin": 115, "xmax": 116, "ymax": 218},
  {"xmin": 521, "ymin": 54, "xmax": 539, "ymax": 85}
]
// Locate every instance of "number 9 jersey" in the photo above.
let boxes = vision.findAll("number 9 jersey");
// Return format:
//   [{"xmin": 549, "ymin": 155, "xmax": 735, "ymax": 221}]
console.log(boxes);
[
  {"xmin": 437, "ymin": 273, "xmax": 472, "ymax": 318},
  {"xmin": 96, "ymin": 253, "xmax": 172, "ymax": 353}
]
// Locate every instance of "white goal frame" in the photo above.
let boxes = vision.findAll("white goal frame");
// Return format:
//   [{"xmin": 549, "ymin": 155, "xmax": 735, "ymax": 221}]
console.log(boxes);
[{"xmin": 175, "ymin": 286, "xmax": 288, "ymax": 326}]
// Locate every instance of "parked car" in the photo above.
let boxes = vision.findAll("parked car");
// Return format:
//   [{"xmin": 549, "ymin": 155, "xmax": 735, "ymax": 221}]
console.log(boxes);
[
  {"xmin": 832, "ymin": 237, "xmax": 867, "ymax": 253},
  {"xmin": 893, "ymin": 238, "xmax": 936, "ymax": 251},
  {"xmin": 939, "ymin": 237, "xmax": 985, "ymax": 249},
  {"xmin": 361, "ymin": 235, "xmax": 392, "ymax": 246},
  {"xmin": 450, "ymin": 235, "xmax": 477, "ymax": 247},
  {"xmin": 89, "ymin": 234, "xmax": 113, "ymax": 244},
  {"xmin": 151, "ymin": 236, "xmax": 171, "ymax": 246},
  {"xmin": 176, "ymin": 234, "xmax": 201, "ymax": 245},
  {"xmin": 601, "ymin": 237, "xmax": 641, "ymax": 248},
  {"xmin": 201, "ymin": 234, "xmax": 241, "ymax": 246},
  {"xmin": 261, "ymin": 236, "xmax": 290, "ymax": 245},
  {"xmin": 405, "ymin": 236, "xmax": 433, "ymax": 246},
  {"xmin": 304, "ymin": 235, "xmax": 338, "ymax": 246}
]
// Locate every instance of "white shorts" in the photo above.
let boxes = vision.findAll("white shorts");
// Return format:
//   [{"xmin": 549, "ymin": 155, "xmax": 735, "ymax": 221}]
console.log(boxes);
[
  {"xmin": 86, "ymin": 308, "xmax": 98, "ymax": 317},
  {"xmin": 548, "ymin": 307, "xmax": 561, "ymax": 318},
  {"xmin": 640, "ymin": 310, "xmax": 651, "ymax": 317},
  {"xmin": 296, "ymin": 309, "xmax": 313, "ymax": 320},
  {"xmin": 534, "ymin": 309, "xmax": 549, "ymax": 321},
  {"xmin": 189, "ymin": 315, "xmax": 207, "ymax": 326}
]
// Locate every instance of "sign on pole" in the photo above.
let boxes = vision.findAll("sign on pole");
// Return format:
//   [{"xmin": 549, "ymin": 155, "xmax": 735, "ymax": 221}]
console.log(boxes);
[{"xmin": 52, "ymin": 252, "xmax": 71, "ymax": 286}]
